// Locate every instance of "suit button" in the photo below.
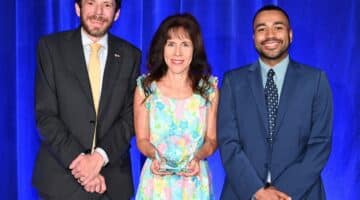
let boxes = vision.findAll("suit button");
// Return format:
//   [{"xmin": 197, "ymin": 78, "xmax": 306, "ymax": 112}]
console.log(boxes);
[{"xmin": 89, "ymin": 120, "xmax": 95, "ymax": 124}]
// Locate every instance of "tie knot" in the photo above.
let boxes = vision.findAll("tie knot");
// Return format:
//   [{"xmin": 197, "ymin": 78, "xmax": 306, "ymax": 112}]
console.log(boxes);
[
  {"xmin": 90, "ymin": 43, "xmax": 102, "ymax": 53},
  {"xmin": 267, "ymin": 69, "xmax": 275, "ymax": 78}
]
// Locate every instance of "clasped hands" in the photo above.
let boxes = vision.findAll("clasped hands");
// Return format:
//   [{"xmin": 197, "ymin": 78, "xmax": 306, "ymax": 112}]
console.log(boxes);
[
  {"xmin": 254, "ymin": 186, "xmax": 291, "ymax": 200},
  {"xmin": 69, "ymin": 152, "xmax": 106, "ymax": 194},
  {"xmin": 150, "ymin": 157, "xmax": 200, "ymax": 177}
]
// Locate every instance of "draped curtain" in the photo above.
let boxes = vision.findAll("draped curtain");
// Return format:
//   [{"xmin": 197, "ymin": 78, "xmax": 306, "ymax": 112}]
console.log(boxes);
[{"xmin": 1, "ymin": 0, "xmax": 359, "ymax": 199}]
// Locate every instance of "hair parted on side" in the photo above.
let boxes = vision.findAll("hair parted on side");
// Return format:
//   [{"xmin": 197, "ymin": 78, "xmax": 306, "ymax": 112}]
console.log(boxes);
[{"xmin": 142, "ymin": 13, "xmax": 212, "ymax": 103}]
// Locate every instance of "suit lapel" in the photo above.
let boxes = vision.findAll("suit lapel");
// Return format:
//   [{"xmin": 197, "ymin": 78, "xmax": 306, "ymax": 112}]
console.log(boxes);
[
  {"xmin": 98, "ymin": 34, "xmax": 123, "ymax": 118},
  {"xmin": 248, "ymin": 62, "xmax": 268, "ymax": 133},
  {"xmin": 275, "ymin": 61, "xmax": 299, "ymax": 134},
  {"xmin": 65, "ymin": 29, "xmax": 94, "ymax": 107}
]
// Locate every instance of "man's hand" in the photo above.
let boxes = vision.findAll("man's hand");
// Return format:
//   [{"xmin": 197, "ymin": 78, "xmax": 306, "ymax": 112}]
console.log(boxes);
[
  {"xmin": 254, "ymin": 187, "xmax": 291, "ymax": 200},
  {"xmin": 82, "ymin": 174, "xmax": 107, "ymax": 194},
  {"xmin": 69, "ymin": 152, "xmax": 104, "ymax": 185}
]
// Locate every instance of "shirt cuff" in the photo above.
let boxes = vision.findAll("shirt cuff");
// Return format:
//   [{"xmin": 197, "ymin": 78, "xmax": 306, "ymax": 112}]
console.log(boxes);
[{"xmin": 95, "ymin": 147, "xmax": 109, "ymax": 166}]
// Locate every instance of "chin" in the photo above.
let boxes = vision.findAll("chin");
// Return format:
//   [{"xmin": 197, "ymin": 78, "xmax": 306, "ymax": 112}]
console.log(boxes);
[
  {"xmin": 83, "ymin": 26, "xmax": 107, "ymax": 38},
  {"xmin": 91, "ymin": 30, "xmax": 106, "ymax": 37},
  {"xmin": 169, "ymin": 69, "xmax": 188, "ymax": 75}
]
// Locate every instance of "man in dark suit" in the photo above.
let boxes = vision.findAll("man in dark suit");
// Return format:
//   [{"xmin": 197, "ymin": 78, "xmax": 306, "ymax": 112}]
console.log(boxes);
[
  {"xmin": 217, "ymin": 5, "xmax": 333, "ymax": 200},
  {"xmin": 33, "ymin": 0, "xmax": 141, "ymax": 199}
]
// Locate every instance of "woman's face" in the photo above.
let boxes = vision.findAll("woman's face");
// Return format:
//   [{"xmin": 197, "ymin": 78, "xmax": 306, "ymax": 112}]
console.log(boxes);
[{"xmin": 163, "ymin": 28, "xmax": 194, "ymax": 75}]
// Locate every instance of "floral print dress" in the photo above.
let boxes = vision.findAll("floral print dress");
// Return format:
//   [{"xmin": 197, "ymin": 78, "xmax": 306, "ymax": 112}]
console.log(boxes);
[{"xmin": 135, "ymin": 75, "xmax": 217, "ymax": 200}]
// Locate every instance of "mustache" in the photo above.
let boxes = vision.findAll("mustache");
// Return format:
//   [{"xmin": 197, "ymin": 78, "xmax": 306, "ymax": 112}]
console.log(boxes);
[
  {"xmin": 88, "ymin": 15, "xmax": 108, "ymax": 22},
  {"xmin": 261, "ymin": 38, "xmax": 282, "ymax": 45}
]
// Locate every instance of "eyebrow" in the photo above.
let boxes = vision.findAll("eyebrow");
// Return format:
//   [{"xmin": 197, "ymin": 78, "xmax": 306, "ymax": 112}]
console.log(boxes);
[
  {"xmin": 273, "ymin": 21, "xmax": 287, "ymax": 26},
  {"xmin": 98, "ymin": 0, "xmax": 113, "ymax": 5},
  {"xmin": 254, "ymin": 23, "xmax": 266, "ymax": 29},
  {"xmin": 103, "ymin": 1, "xmax": 114, "ymax": 5},
  {"xmin": 254, "ymin": 21, "xmax": 287, "ymax": 29}
]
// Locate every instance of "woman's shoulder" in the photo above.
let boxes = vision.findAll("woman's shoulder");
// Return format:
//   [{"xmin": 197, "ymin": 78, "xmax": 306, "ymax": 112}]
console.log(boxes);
[
  {"xmin": 136, "ymin": 74, "xmax": 147, "ymax": 85},
  {"xmin": 199, "ymin": 75, "xmax": 218, "ymax": 89},
  {"xmin": 136, "ymin": 74, "xmax": 157, "ymax": 96},
  {"xmin": 197, "ymin": 75, "xmax": 218, "ymax": 103},
  {"xmin": 207, "ymin": 75, "xmax": 219, "ymax": 104},
  {"xmin": 208, "ymin": 75, "xmax": 218, "ymax": 88}
]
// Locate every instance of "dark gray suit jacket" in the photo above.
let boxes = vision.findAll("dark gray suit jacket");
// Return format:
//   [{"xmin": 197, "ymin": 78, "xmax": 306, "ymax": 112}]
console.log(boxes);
[
  {"xmin": 33, "ymin": 28, "xmax": 141, "ymax": 199},
  {"xmin": 218, "ymin": 60, "xmax": 333, "ymax": 200}
]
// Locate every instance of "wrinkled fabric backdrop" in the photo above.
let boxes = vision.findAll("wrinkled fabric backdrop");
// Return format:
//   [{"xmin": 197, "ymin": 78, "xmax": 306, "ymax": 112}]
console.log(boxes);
[{"xmin": 1, "ymin": 0, "xmax": 359, "ymax": 199}]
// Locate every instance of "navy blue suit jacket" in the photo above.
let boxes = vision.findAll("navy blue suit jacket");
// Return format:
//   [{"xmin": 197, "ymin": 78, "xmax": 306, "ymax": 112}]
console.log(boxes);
[{"xmin": 217, "ymin": 60, "xmax": 333, "ymax": 200}]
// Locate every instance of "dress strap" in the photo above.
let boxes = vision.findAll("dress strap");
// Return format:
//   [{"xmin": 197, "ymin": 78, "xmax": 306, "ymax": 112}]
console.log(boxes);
[
  {"xmin": 207, "ymin": 76, "xmax": 218, "ymax": 102},
  {"xmin": 136, "ymin": 74, "xmax": 154, "ymax": 109}
]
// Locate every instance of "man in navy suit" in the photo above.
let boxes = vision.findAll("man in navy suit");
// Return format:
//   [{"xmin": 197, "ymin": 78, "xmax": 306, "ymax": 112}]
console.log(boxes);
[{"xmin": 217, "ymin": 5, "xmax": 333, "ymax": 200}]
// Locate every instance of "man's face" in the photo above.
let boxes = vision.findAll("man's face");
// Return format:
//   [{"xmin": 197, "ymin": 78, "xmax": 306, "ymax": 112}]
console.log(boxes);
[
  {"xmin": 76, "ymin": 0, "xmax": 119, "ymax": 40},
  {"xmin": 253, "ymin": 10, "xmax": 292, "ymax": 66}
]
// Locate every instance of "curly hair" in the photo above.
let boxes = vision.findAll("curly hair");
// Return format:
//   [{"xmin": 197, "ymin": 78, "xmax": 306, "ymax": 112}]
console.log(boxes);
[{"xmin": 142, "ymin": 13, "xmax": 212, "ymax": 102}]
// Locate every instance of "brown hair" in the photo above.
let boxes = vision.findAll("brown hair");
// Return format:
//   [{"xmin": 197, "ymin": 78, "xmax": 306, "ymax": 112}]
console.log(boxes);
[
  {"xmin": 142, "ymin": 13, "xmax": 212, "ymax": 102},
  {"xmin": 75, "ymin": 0, "xmax": 122, "ymax": 10}
]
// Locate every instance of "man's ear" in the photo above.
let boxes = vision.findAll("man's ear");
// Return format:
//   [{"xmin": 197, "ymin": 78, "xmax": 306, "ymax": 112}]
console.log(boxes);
[
  {"xmin": 75, "ymin": 3, "xmax": 81, "ymax": 17},
  {"xmin": 113, "ymin": 9, "xmax": 120, "ymax": 21}
]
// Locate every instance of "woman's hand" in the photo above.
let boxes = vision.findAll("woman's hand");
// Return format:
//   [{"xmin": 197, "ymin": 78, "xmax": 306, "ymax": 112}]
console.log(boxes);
[
  {"xmin": 150, "ymin": 158, "xmax": 173, "ymax": 176},
  {"xmin": 177, "ymin": 158, "xmax": 200, "ymax": 177}
]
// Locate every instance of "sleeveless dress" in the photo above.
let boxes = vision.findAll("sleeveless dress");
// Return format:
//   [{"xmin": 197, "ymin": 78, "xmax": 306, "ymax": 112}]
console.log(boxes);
[{"xmin": 135, "ymin": 75, "xmax": 217, "ymax": 200}]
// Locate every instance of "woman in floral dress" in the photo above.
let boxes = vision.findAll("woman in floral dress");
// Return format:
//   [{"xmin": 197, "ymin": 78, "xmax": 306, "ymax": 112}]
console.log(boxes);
[{"xmin": 134, "ymin": 13, "xmax": 218, "ymax": 200}]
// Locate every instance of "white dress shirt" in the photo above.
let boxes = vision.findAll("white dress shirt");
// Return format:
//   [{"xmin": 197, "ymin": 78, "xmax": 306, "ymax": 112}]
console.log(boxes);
[{"xmin": 81, "ymin": 28, "xmax": 109, "ymax": 166}]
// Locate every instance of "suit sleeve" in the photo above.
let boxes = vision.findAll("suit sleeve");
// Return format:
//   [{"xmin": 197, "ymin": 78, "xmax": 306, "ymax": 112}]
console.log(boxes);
[
  {"xmin": 217, "ymin": 73, "xmax": 264, "ymax": 199},
  {"xmin": 273, "ymin": 72, "xmax": 333, "ymax": 199},
  {"xmin": 97, "ymin": 49, "xmax": 141, "ymax": 163},
  {"xmin": 35, "ymin": 38, "xmax": 83, "ymax": 167}
]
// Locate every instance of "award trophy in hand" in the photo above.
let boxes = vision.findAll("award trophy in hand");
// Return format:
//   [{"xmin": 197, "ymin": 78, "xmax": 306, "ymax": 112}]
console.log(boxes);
[{"xmin": 156, "ymin": 138, "xmax": 194, "ymax": 174}]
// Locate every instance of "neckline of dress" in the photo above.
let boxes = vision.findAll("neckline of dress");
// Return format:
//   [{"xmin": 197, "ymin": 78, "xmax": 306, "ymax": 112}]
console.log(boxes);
[{"xmin": 153, "ymin": 82, "xmax": 195, "ymax": 101}]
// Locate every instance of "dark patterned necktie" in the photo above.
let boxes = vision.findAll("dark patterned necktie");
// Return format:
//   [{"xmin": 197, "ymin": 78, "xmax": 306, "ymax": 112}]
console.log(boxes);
[{"xmin": 265, "ymin": 69, "xmax": 278, "ymax": 137}]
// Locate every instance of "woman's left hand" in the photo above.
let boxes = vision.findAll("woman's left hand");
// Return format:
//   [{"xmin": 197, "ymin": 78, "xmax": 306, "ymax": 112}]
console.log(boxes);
[{"xmin": 177, "ymin": 159, "xmax": 200, "ymax": 177}]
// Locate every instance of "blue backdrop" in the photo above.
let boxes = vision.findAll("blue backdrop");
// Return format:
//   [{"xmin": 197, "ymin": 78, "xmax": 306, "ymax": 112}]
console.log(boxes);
[{"xmin": 1, "ymin": 0, "xmax": 359, "ymax": 199}]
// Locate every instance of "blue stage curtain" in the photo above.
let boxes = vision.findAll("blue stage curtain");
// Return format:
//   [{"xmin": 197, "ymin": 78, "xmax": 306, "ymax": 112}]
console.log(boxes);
[{"xmin": 1, "ymin": 0, "xmax": 358, "ymax": 199}]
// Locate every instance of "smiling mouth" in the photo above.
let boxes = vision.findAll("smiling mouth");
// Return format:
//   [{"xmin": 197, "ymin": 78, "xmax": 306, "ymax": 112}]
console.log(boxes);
[
  {"xmin": 91, "ymin": 20, "xmax": 104, "ymax": 25},
  {"xmin": 88, "ymin": 15, "xmax": 106, "ymax": 24},
  {"xmin": 171, "ymin": 59, "xmax": 184, "ymax": 64},
  {"xmin": 262, "ymin": 39, "xmax": 282, "ymax": 50}
]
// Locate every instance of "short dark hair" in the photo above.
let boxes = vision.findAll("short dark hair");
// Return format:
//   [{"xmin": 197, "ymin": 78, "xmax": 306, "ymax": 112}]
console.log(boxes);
[
  {"xmin": 252, "ymin": 5, "xmax": 290, "ymax": 28},
  {"xmin": 142, "ymin": 13, "xmax": 212, "ymax": 103},
  {"xmin": 75, "ymin": 0, "xmax": 122, "ymax": 10}
]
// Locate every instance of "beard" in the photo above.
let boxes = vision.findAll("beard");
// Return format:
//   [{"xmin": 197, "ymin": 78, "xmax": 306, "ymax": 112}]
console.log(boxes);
[
  {"xmin": 255, "ymin": 37, "xmax": 291, "ymax": 61},
  {"xmin": 256, "ymin": 46, "xmax": 289, "ymax": 61},
  {"xmin": 81, "ymin": 14, "xmax": 114, "ymax": 38}
]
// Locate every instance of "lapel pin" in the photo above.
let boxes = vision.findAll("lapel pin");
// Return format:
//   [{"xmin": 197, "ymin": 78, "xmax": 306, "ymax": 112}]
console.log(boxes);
[{"xmin": 114, "ymin": 53, "xmax": 120, "ymax": 58}]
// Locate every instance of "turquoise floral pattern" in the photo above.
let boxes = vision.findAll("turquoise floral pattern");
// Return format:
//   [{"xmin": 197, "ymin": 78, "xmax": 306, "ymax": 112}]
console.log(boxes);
[{"xmin": 135, "ymin": 74, "xmax": 217, "ymax": 200}]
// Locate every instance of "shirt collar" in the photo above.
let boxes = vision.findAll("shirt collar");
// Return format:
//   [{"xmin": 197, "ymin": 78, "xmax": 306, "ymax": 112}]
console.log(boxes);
[
  {"xmin": 81, "ymin": 28, "xmax": 108, "ymax": 49},
  {"xmin": 259, "ymin": 55, "xmax": 289, "ymax": 78}
]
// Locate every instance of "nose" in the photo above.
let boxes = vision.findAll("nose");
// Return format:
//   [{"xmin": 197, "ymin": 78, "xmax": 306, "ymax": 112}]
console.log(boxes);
[
  {"xmin": 175, "ymin": 46, "xmax": 181, "ymax": 56},
  {"xmin": 94, "ymin": 5, "xmax": 104, "ymax": 15},
  {"xmin": 265, "ymin": 28, "xmax": 276, "ymax": 38}
]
